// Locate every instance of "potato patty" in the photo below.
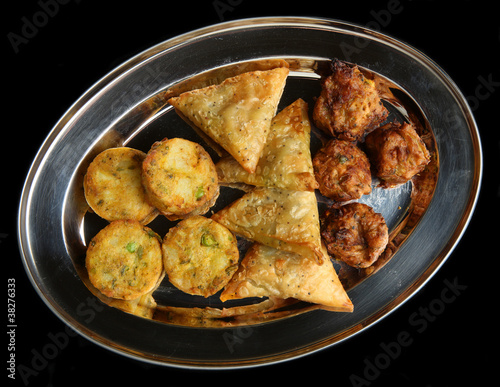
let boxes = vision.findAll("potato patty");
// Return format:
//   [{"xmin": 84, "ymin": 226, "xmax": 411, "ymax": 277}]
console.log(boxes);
[
  {"xmin": 162, "ymin": 216, "xmax": 239, "ymax": 297},
  {"xmin": 365, "ymin": 121, "xmax": 430, "ymax": 187},
  {"xmin": 142, "ymin": 138, "xmax": 219, "ymax": 220},
  {"xmin": 321, "ymin": 202, "xmax": 388, "ymax": 268},
  {"xmin": 86, "ymin": 220, "xmax": 163, "ymax": 300},
  {"xmin": 84, "ymin": 147, "xmax": 158, "ymax": 224},
  {"xmin": 313, "ymin": 139, "xmax": 372, "ymax": 202}
]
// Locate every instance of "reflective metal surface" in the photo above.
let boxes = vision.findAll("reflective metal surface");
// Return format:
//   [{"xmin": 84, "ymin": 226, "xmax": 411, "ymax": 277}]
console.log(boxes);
[{"xmin": 17, "ymin": 17, "xmax": 481, "ymax": 368}]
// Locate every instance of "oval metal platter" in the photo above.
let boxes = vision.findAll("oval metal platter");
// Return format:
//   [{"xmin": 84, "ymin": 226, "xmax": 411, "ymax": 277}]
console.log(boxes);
[{"xmin": 17, "ymin": 17, "xmax": 482, "ymax": 368}]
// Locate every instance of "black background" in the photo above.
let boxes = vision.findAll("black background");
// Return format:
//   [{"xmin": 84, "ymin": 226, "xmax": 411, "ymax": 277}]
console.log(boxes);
[{"xmin": 5, "ymin": 1, "xmax": 499, "ymax": 386}]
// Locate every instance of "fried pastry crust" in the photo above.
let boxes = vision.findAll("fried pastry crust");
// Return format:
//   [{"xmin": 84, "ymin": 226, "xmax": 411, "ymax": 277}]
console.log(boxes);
[
  {"xmin": 168, "ymin": 67, "xmax": 289, "ymax": 173},
  {"xmin": 365, "ymin": 121, "xmax": 430, "ymax": 188},
  {"xmin": 313, "ymin": 59, "xmax": 388, "ymax": 141},
  {"xmin": 321, "ymin": 203, "xmax": 388, "ymax": 268},
  {"xmin": 220, "ymin": 243, "xmax": 353, "ymax": 312},
  {"xmin": 313, "ymin": 139, "xmax": 372, "ymax": 201},
  {"xmin": 216, "ymin": 98, "xmax": 318, "ymax": 191},
  {"xmin": 211, "ymin": 187, "xmax": 326, "ymax": 265},
  {"xmin": 86, "ymin": 220, "xmax": 163, "ymax": 300}
]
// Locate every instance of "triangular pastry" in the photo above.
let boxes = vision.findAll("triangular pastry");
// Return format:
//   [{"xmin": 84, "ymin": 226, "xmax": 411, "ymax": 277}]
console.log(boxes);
[
  {"xmin": 220, "ymin": 243, "xmax": 353, "ymax": 312},
  {"xmin": 168, "ymin": 67, "xmax": 289, "ymax": 173},
  {"xmin": 211, "ymin": 187, "xmax": 326, "ymax": 264},
  {"xmin": 216, "ymin": 98, "xmax": 318, "ymax": 191}
]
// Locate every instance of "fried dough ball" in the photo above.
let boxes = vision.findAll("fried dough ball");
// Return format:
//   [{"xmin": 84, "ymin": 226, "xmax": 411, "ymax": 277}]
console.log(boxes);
[
  {"xmin": 321, "ymin": 202, "xmax": 388, "ymax": 268},
  {"xmin": 86, "ymin": 220, "xmax": 163, "ymax": 300},
  {"xmin": 83, "ymin": 147, "xmax": 158, "ymax": 224},
  {"xmin": 313, "ymin": 139, "xmax": 372, "ymax": 202},
  {"xmin": 162, "ymin": 216, "xmax": 239, "ymax": 297},
  {"xmin": 313, "ymin": 59, "xmax": 388, "ymax": 141},
  {"xmin": 142, "ymin": 138, "xmax": 219, "ymax": 220},
  {"xmin": 365, "ymin": 121, "xmax": 430, "ymax": 188}
]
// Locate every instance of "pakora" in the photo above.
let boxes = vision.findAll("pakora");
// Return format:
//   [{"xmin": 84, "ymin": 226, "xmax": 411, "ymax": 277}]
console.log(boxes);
[
  {"xmin": 321, "ymin": 202, "xmax": 388, "ymax": 268},
  {"xmin": 313, "ymin": 59, "xmax": 388, "ymax": 141},
  {"xmin": 365, "ymin": 121, "xmax": 430, "ymax": 188},
  {"xmin": 313, "ymin": 139, "xmax": 372, "ymax": 202}
]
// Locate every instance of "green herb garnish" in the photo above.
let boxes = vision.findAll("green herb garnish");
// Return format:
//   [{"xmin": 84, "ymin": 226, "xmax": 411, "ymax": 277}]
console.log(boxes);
[
  {"xmin": 195, "ymin": 186, "xmax": 205, "ymax": 201},
  {"xmin": 201, "ymin": 233, "xmax": 218, "ymax": 247},
  {"xmin": 126, "ymin": 242, "xmax": 138, "ymax": 253}
]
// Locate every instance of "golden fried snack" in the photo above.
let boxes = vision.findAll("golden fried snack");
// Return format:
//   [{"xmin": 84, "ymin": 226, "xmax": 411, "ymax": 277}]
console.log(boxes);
[
  {"xmin": 211, "ymin": 187, "xmax": 327, "ymax": 265},
  {"xmin": 86, "ymin": 220, "xmax": 163, "ymax": 300},
  {"xmin": 313, "ymin": 59, "xmax": 388, "ymax": 141},
  {"xmin": 168, "ymin": 67, "xmax": 289, "ymax": 173},
  {"xmin": 365, "ymin": 121, "xmax": 430, "ymax": 188},
  {"xmin": 220, "ymin": 243, "xmax": 353, "ymax": 312},
  {"xmin": 313, "ymin": 139, "xmax": 372, "ymax": 202},
  {"xmin": 162, "ymin": 216, "xmax": 239, "ymax": 297},
  {"xmin": 142, "ymin": 138, "xmax": 219, "ymax": 220},
  {"xmin": 83, "ymin": 147, "xmax": 158, "ymax": 224},
  {"xmin": 216, "ymin": 98, "xmax": 318, "ymax": 191},
  {"xmin": 321, "ymin": 203, "xmax": 388, "ymax": 269}
]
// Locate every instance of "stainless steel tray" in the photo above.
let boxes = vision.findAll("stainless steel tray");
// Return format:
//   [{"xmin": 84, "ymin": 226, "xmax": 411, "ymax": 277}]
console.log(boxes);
[{"xmin": 17, "ymin": 17, "xmax": 481, "ymax": 368}]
